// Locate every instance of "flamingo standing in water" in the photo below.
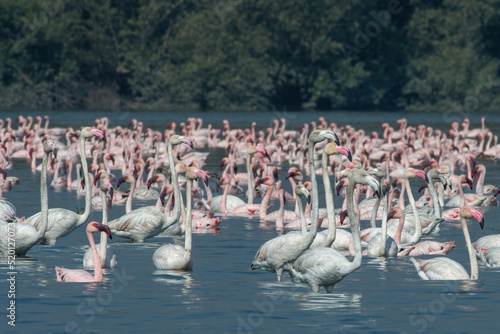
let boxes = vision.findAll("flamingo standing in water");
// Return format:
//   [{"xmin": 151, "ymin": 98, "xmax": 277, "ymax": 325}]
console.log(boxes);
[
  {"xmin": 0, "ymin": 139, "xmax": 57, "ymax": 256},
  {"xmin": 289, "ymin": 169, "xmax": 380, "ymax": 293},
  {"xmin": 153, "ymin": 167, "xmax": 208, "ymax": 270},
  {"xmin": 410, "ymin": 206, "xmax": 484, "ymax": 280},
  {"xmin": 107, "ymin": 135, "xmax": 192, "ymax": 242},
  {"xmin": 83, "ymin": 177, "xmax": 117, "ymax": 268},
  {"xmin": 25, "ymin": 127, "xmax": 105, "ymax": 245},
  {"xmin": 250, "ymin": 130, "xmax": 339, "ymax": 281},
  {"xmin": 55, "ymin": 222, "xmax": 112, "ymax": 282}
]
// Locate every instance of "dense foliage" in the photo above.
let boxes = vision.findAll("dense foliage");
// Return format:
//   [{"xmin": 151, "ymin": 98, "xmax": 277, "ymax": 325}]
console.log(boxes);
[{"xmin": 1, "ymin": 0, "xmax": 500, "ymax": 111}]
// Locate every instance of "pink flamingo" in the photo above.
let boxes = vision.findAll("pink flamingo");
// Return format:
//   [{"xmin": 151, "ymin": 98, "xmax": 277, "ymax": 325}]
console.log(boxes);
[{"xmin": 55, "ymin": 222, "xmax": 112, "ymax": 282}]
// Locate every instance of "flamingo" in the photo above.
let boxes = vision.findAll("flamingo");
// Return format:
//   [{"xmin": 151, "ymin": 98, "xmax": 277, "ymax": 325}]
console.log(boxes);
[
  {"xmin": 107, "ymin": 135, "xmax": 192, "ymax": 242},
  {"xmin": 250, "ymin": 130, "xmax": 339, "ymax": 281},
  {"xmin": 246, "ymin": 146, "xmax": 270, "ymax": 204},
  {"xmin": 55, "ymin": 222, "xmax": 112, "ymax": 282},
  {"xmin": 25, "ymin": 127, "xmax": 105, "ymax": 245},
  {"xmin": 83, "ymin": 177, "xmax": 117, "ymax": 268},
  {"xmin": 288, "ymin": 169, "xmax": 380, "ymax": 293},
  {"xmin": 0, "ymin": 139, "xmax": 57, "ymax": 255},
  {"xmin": 153, "ymin": 167, "xmax": 208, "ymax": 270},
  {"xmin": 410, "ymin": 206, "xmax": 484, "ymax": 280}
]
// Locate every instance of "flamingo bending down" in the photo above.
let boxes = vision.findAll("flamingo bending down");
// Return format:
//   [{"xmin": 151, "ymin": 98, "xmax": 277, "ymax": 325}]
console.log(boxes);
[
  {"xmin": 83, "ymin": 177, "xmax": 117, "ymax": 268},
  {"xmin": 26, "ymin": 127, "xmax": 105, "ymax": 245},
  {"xmin": 410, "ymin": 206, "xmax": 484, "ymax": 280},
  {"xmin": 250, "ymin": 130, "xmax": 339, "ymax": 281},
  {"xmin": 153, "ymin": 167, "xmax": 208, "ymax": 270},
  {"xmin": 289, "ymin": 169, "xmax": 380, "ymax": 293},
  {"xmin": 55, "ymin": 222, "xmax": 112, "ymax": 282}
]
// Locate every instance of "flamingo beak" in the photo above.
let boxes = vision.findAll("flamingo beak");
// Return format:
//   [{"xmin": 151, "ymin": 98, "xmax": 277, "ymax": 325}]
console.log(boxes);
[
  {"xmin": 469, "ymin": 208, "xmax": 485, "ymax": 229},
  {"xmin": 94, "ymin": 172, "xmax": 101, "ymax": 185},
  {"xmin": 53, "ymin": 148, "xmax": 58, "ymax": 159},
  {"xmin": 286, "ymin": 172, "xmax": 297, "ymax": 180},
  {"xmin": 387, "ymin": 210, "xmax": 396, "ymax": 220},
  {"xmin": 339, "ymin": 210, "xmax": 348, "ymax": 225},
  {"xmin": 109, "ymin": 186, "xmax": 114, "ymax": 199},
  {"xmin": 96, "ymin": 224, "xmax": 112, "ymax": 239},
  {"xmin": 117, "ymin": 177, "xmax": 126, "ymax": 188},
  {"xmin": 335, "ymin": 182, "xmax": 343, "ymax": 195},
  {"xmin": 494, "ymin": 188, "xmax": 500, "ymax": 197},
  {"xmin": 133, "ymin": 168, "xmax": 138, "ymax": 179},
  {"xmin": 466, "ymin": 177, "xmax": 473, "ymax": 190},
  {"xmin": 147, "ymin": 177, "xmax": 155, "ymax": 189},
  {"xmin": 0, "ymin": 168, "xmax": 6, "ymax": 180},
  {"xmin": 160, "ymin": 188, "xmax": 167, "ymax": 205},
  {"xmin": 419, "ymin": 183, "xmax": 427, "ymax": 193}
]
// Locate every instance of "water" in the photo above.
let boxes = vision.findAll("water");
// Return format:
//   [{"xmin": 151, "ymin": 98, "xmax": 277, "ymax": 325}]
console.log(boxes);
[{"xmin": 1, "ymin": 111, "xmax": 500, "ymax": 334}]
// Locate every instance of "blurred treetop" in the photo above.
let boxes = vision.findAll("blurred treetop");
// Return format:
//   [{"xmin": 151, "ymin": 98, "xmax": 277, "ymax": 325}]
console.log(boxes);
[{"xmin": 1, "ymin": 0, "xmax": 500, "ymax": 112}]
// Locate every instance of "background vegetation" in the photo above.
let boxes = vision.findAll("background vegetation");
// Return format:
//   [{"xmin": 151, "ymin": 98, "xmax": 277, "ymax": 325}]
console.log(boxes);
[{"xmin": 1, "ymin": 0, "xmax": 500, "ymax": 111}]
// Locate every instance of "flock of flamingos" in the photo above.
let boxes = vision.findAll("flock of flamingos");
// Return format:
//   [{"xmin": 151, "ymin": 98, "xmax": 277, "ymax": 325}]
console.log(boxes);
[{"xmin": 0, "ymin": 115, "xmax": 499, "ymax": 292}]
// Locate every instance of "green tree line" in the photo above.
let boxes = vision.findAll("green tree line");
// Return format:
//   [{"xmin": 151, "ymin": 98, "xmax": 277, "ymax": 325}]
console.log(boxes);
[{"xmin": 1, "ymin": 0, "xmax": 500, "ymax": 111}]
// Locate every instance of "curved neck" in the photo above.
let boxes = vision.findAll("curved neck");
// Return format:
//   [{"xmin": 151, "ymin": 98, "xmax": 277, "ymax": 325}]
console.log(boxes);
[
  {"xmin": 346, "ymin": 179, "xmax": 362, "ymax": 270},
  {"xmin": 246, "ymin": 153, "xmax": 253, "ymax": 204},
  {"xmin": 185, "ymin": 179, "xmax": 193, "ymax": 256},
  {"xmin": 322, "ymin": 152, "xmax": 335, "ymax": 246},
  {"xmin": 298, "ymin": 196, "xmax": 307, "ymax": 233},
  {"xmin": 221, "ymin": 181, "xmax": 230, "ymax": 214},
  {"xmin": 476, "ymin": 168, "xmax": 485, "ymax": 195},
  {"xmin": 88, "ymin": 230, "xmax": 102, "ymax": 282},
  {"xmin": 38, "ymin": 150, "xmax": 49, "ymax": 239},
  {"xmin": 100, "ymin": 190, "xmax": 108, "ymax": 266},
  {"xmin": 404, "ymin": 176, "xmax": 421, "ymax": 244},
  {"xmin": 259, "ymin": 184, "xmax": 274, "ymax": 219},
  {"xmin": 427, "ymin": 177, "xmax": 442, "ymax": 218},
  {"xmin": 460, "ymin": 215, "xmax": 478, "ymax": 279},
  {"xmin": 370, "ymin": 195, "xmax": 382, "ymax": 228},
  {"xmin": 79, "ymin": 135, "xmax": 92, "ymax": 224}
]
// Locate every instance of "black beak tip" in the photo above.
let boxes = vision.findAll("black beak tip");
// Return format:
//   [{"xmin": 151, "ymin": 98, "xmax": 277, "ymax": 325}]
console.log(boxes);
[
  {"xmin": 480, "ymin": 219, "xmax": 485, "ymax": 229},
  {"xmin": 347, "ymin": 152, "xmax": 353, "ymax": 162}
]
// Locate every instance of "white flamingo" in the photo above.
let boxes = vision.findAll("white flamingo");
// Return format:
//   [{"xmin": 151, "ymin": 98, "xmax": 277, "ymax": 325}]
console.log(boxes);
[
  {"xmin": 410, "ymin": 206, "xmax": 484, "ymax": 280},
  {"xmin": 107, "ymin": 135, "xmax": 192, "ymax": 242},
  {"xmin": 250, "ymin": 130, "xmax": 339, "ymax": 281},
  {"xmin": 289, "ymin": 169, "xmax": 380, "ymax": 293},
  {"xmin": 153, "ymin": 167, "xmax": 208, "ymax": 270},
  {"xmin": 25, "ymin": 127, "xmax": 105, "ymax": 245},
  {"xmin": 0, "ymin": 139, "xmax": 57, "ymax": 255}
]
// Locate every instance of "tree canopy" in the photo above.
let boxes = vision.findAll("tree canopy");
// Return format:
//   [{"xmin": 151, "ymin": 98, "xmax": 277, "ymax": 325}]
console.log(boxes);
[{"xmin": 1, "ymin": 0, "xmax": 500, "ymax": 111}]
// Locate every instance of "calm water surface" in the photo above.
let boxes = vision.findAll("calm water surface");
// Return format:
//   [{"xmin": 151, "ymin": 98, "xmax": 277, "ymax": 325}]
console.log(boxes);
[{"xmin": 1, "ymin": 111, "xmax": 500, "ymax": 334}]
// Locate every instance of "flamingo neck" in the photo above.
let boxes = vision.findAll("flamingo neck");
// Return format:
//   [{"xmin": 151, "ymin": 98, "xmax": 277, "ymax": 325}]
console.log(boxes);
[
  {"xmin": 476, "ymin": 168, "xmax": 485, "ymax": 195},
  {"xmin": 166, "ymin": 142, "xmax": 181, "ymax": 227},
  {"xmin": 125, "ymin": 180, "xmax": 135, "ymax": 214},
  {"xmin": 460, "ymin": 215, "xmax": 478, "ymax": 279},
  {"xmin": 404, "ymin": 176, "xmax": 421, "ymax": 244},
  {"xmin": 393, "ymin": 212, "xmax": 405, "ymax": 245},
  {"xmin": 259, "ymin": 183, "xmax": 274, "ymax": 220},
  {"xmin": 276, "ymin": 192, "xmax": 285, "ymax": 229},
  {"xmin": 306, "ymin": 142, "xmax": 319, "ymax": 245},
  {"xmin": 79, "ymin": 135, "xmax": 92, "ymax": 225},
  {"xmin": 221, "ymin": 180, "xmax": 230, "ymax": 214},
  {"xmin": 88, "ymin": 230, "xmax": 102, "ymax": 282},
  {"xmin": 100, "ymin": 190, "xmax": 108, "ymax": 267},
  {"xmin": 185, "ymin": 179, "xmax": 193, "ymax": 257},
  {"xmin": 346, "ymin": 179, "xmax": 362, "ymax": 271},
  {"xmin": 427, "ymin": 179, "xmax": 442, "ymax": 218},
  {"xmin": 246, "ymin": 152, "xmax": 253, "ymax": 204},
  {"xmin": 38, "ymin": 149, "xmax": 49, "ymax": 240},
  {"xmin": 322, "ymin": 152, "xmax": 336, "ymax": 246}
]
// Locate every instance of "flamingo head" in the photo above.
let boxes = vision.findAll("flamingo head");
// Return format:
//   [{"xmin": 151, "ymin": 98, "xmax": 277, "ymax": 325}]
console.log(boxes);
[
  {"xmin": 172, "ymin": 135, "xmax": 194, "ymax": 149},
  {"xmin": 187, "ymin": 167, "xmax": 209, "ymax": 186},
  {"xmin": 254, "ymin": 176, "xmax": 272, "ymax": 189},
  {"xmin": 461, "ymin": 206, "xmax": 484, "ymax": 229},
  {"xmin": 494, "ymin": 188, "xmax": 500, "ymax": 197},
  {"xmin": 407, "ymin": 168, "xmax": 429, "ymax": 183},
  {"xmin": 387, "ymin": 208, "xmax": 403, "ymax": 220},
  {"xmin": 88, "ymin": 222, "xmax": 112, "ymax": 239},
  {"xmin": 0, "ymin": 168, "xmax": 6, "ymax": 180},
  {"xmin": 147, "ymin": 175, "xmax": 159, "ymax": 189},
  {"xmin": 339, "ymin": 210, "xmax": 348, "ymax": 225},
  {"xmin": 43, "ymin": 139, "xmax": 58, "ymax": 159},
  {"xmin": 418, "ymin": 183, "xmax": 428, "ymax": 193}
]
